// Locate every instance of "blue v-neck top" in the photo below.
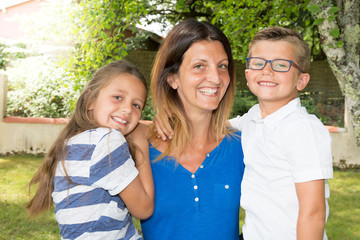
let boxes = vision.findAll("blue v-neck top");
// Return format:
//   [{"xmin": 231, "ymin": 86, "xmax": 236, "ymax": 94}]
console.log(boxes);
[{"xmin": 141, "ymin": 131, "xmax": 245, "ymax": 240}]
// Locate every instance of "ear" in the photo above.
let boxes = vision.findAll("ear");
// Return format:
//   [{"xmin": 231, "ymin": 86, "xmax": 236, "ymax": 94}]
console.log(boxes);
[
  {"xmin": 296, "ymin": 73, "xmax": 310, "ymax": 91},
  {"xmin": 245, "ymin": 69, "xmax": 250, "ymax": 86},
  {"xmin": 88, "ymin": 103, "xmax": 94, "ymax": 111},
  {"xmin": 166, "ymin": 74, "xmax": 179, "ymax": 90},
  {"xmin": 84, "ymin": 90, "xmax": 94, "ymax": 111}
]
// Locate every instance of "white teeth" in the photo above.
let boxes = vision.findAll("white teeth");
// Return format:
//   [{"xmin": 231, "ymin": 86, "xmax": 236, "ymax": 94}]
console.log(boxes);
[
  {"xmin": 259, "ymin": 82, "xmax": 277, "ymax": 86},
  {"xmin": 112, "ymin": 117, "xmax": 127, "ymax": 124},
  {"xmin": 200, "ymin": 88, "xmax": 217, "ymax": 95}
]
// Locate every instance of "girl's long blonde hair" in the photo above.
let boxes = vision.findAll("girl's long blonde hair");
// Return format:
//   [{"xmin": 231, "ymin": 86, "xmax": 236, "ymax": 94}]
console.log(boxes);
[
  {"xmin": 26, "ymin": 60, "xmax": 147, "ymax": 217},
  {"xmin": 150, "ymin": 19, "xmax": 236, "ymax": 160}
]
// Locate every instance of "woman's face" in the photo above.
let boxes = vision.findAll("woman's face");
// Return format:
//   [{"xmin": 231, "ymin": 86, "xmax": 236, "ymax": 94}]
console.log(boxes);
[{"xmin": 167, "ymin": 40, "xmax": 230, "ymax": 115}]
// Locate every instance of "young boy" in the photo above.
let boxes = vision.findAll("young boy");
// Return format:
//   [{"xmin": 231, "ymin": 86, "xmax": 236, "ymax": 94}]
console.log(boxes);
[
  {"xmin": 154, "ymin": 26, "xmax": 333, "ymax": 240},
  {"xmin": 229, "ymin": 27, "xmax": 333, "ymax": 240}
]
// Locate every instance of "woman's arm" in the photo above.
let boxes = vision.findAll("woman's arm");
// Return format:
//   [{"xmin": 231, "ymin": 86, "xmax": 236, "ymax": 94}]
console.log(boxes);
[
  {"xmin": 295, "ymin": 179, "xmax": 326, "ymax": 240},
  {"xmin": 120, "ymin": 124, "xmax": 154, "ymax": 219}
]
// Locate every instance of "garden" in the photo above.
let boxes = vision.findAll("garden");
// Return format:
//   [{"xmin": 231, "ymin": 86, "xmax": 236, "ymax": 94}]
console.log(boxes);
[{"xmin": 0, "ymin": 1, "xmax": 359, "ymax": 239}]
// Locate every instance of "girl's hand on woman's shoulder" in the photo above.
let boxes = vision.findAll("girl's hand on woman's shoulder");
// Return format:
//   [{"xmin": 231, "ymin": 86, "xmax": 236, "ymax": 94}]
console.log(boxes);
[{"xmin": 129, "ymin": 122, "xmax": 150, "ymax": 141}]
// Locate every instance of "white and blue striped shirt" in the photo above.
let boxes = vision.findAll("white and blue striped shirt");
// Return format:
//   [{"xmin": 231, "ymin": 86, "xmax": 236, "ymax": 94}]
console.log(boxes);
[{"xmin": 52, "ymin": 128, "xmax": 142, "ymax": 240}]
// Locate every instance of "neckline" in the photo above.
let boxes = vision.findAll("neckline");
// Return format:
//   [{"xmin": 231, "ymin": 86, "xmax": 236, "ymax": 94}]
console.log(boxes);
[{"xmin": 149, "ymin": 135, "xmax": 229, "ymax": 175}]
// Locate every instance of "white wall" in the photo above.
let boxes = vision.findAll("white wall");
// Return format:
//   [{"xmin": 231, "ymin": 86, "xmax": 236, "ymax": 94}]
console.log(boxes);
[
  {"xmin": 330, "ymin": 104, "xmax": 360, "ymax": 168},
  {"xmin": 0, "ymin": 72, "xmax": 66, "ymax": 154}
]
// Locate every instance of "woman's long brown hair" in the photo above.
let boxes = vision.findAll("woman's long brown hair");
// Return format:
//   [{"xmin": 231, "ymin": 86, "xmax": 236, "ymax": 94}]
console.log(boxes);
[{"xmin": 26, "ymin": 60, "xmax": 147, "ymax": 217}]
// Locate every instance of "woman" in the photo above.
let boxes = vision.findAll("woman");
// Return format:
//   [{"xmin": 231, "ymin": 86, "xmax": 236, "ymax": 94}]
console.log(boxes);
[{"xmin": 141, "ymin": 19, "xmax": 245, "ymax": 240}]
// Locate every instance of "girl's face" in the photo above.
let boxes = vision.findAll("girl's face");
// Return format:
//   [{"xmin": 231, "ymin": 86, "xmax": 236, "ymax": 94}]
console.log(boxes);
[
  {"xmin": 168, "ymin": 40, "xmax": 230, "ymax": 115},
  {"xmin": 88, "ymin": 74, "xmax": 147, "ymax": 135}
]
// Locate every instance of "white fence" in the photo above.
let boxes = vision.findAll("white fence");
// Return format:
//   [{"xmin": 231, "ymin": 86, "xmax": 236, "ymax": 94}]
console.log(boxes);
[{"xmin": 0, "ymin": 72, "xmax": 359, "ymax": 167}]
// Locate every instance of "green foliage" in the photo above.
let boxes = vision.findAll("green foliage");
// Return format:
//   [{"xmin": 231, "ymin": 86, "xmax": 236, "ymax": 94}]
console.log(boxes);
[
  {"xmin": 6, "ymin": 57, "xmax": 79, "ymax": 118},
  {"xmin": 307, "ymin": 3, "xmax": 322, "ymax": 15},
  {"xmin": 64, "ymin": 0, "xmax": 151, "ymax": 90},
  {"xmin": 211, "ymin": 0, "xmax": 317, "ymax": 62},
  {"xmin": 308, "ymin": 0, "xmax": 344, "ymax": 49},
  {"xmin": 4, "ymin": 0, "xmax": 341, "ymax": 121},
  {"xmin": 230, "ymin": 90, "xmax": 258, "ymax": 118},
  {"xmin": 142, "ymin": 94, "xmax": 155, "ymax": 120},
  {"xmin": 0, "ymin": 43, "xmax": 9, "ymax": 70}
]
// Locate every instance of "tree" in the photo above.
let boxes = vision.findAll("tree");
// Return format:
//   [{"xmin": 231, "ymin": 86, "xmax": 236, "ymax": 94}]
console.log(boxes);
[
  {"xmin": 66, "ymin": 0, "xmax": 224, "ymax": 83},
  {"xmin": 65, "ymin": 0, "xmax": 360, "ymax": 141},
  {"xmin": 308, "ymin": 0, "xmax": 360, "ymax": 145},
  {"xmin": 211, "ymin": 0, "xmax": 316, "ymax": 61},
  {"xmin": 65, "ymin": 0, "xmax": 152, "ymax": 84}
]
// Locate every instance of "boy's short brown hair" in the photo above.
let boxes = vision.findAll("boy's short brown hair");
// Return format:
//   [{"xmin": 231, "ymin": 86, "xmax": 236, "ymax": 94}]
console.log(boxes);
[{"xmin": 248, "ymin": 27, "xmax": 311, "ymax": 73}]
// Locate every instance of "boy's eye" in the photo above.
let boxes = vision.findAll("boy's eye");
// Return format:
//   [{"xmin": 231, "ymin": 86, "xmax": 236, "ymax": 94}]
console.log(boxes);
[{"xmin": 254, "ymin": 62, "xmax": 264, "ymax": 67}]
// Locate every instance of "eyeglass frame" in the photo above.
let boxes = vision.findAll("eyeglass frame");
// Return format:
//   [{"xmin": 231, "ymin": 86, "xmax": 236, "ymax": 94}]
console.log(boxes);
[{"xmin": 246, "ymin": 57, "xmax": 305, "ymax": 73}]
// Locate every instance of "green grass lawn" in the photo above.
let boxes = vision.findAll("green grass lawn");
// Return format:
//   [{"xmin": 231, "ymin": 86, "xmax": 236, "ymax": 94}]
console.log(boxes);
[{"xmin": 0, "ymin": 155, "xmax": 359, "ymax": 240}]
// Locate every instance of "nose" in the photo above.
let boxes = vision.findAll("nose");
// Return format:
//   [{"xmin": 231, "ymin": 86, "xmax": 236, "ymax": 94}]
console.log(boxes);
[
  {"xmin": 207, "ymin": 65, "xmax": 221, "ymax": 84},
  {"xmin": 262, "ymin": 61, "xmax": 274, "ymax": 73},
  {"xmin": 121, "ymin": 100, "xmax": 132, "ymax": 114}
]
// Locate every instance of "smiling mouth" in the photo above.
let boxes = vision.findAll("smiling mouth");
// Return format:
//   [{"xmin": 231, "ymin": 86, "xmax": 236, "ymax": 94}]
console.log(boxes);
[
  {"xmin": 199, "ymin": 88, "xmax": 218, "ymax": 95},
  {"xmin": 112, "ymin": 116, "xmax": 127, "ymax": 125},
  {"xmin": 258, "ymin": 81, "xmax": 277, "ymax": 86}
]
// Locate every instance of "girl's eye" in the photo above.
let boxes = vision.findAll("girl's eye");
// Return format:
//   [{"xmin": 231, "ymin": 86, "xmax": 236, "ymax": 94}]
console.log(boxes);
[
  {"xmin": 114, "ymin": 96, "xmax": 122, "ymax": 100},
  {"xmin": 133, "ymin": 103, "xmax": 141, "ymax": 110}
]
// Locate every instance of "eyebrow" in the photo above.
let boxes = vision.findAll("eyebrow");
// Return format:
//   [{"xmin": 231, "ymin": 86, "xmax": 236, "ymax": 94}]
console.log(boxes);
[{"xmin": 191, "ymin": 58, "xmax": 229, "ymax": 63}]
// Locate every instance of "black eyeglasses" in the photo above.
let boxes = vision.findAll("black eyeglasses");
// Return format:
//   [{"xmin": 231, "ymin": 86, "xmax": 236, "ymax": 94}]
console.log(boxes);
[{"xmin": 246, "ymin": 57, "xmax": 304, "ymax": 73}]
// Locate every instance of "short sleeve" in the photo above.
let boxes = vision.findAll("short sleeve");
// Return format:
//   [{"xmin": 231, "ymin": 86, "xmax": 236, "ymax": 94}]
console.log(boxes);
[
  {"xmin": 283, "ymin": 117, "xmax": 333, "ymax": 183},
  {"xmin": 229, "ymin": 115, "xmax": 246, "ymax": 131},
  {"xmin": 88, "ymin": 128, "xmax": 139, "ymax": 195}
]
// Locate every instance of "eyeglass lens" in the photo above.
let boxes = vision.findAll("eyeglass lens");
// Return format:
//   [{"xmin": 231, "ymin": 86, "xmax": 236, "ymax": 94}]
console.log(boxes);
[{"xmin": 248, "ymin": 58, "xmax": 291, "ymax": 72}]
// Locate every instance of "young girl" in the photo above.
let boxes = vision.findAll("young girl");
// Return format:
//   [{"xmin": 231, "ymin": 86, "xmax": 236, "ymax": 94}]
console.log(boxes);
[{"xmin": 27, "ymin": 60, "xmax": 154, "ymax": 240}]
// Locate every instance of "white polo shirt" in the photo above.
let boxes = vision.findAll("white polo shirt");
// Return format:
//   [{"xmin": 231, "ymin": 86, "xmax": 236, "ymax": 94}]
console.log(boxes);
[{"xmin": 229, "ymin": 98, "xmax": 333, "ymax": 240}]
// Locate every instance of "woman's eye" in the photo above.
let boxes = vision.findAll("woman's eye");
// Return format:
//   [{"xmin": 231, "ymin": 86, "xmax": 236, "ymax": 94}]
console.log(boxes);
[
  {"xmin": 218, "ymin": 64, "xmax": 228, "ymax": 69},
  {"xmin": 194, "ymin": 64, "xmax": 204, "ymax": 69}
]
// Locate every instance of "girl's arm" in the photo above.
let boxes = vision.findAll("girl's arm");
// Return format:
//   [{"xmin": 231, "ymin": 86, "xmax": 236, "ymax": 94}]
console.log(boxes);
[
  {"xmin": 153, "ymin": 114, "xmax": 244, "ymax": 141},
  {"xmin": 295, "ymin": 179, "xmax": 326, "ymax": 240},
  {"xmin": 120, "ymin": 124, "xmax": 154, "ymax": 219}
]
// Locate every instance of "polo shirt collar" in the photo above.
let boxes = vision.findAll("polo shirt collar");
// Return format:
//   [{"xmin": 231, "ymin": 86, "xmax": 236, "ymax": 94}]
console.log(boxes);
[{"xmin": 249, "ymin": 98, "xmax": 301, "ymax": 129}]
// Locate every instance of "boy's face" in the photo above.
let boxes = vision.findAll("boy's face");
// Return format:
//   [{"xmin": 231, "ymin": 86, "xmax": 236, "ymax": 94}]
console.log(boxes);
[{"xmin": 245, "ymin": 40, "xmax": 309, "ymax": 108}]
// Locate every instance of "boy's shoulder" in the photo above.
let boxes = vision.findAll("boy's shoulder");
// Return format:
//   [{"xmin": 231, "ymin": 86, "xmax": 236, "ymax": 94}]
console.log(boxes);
[{"xmin": 282, "ymin": 104, "xmax": 330, "ymax": 140}]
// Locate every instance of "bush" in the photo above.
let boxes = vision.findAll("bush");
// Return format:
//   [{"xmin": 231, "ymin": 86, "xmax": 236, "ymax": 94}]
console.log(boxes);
[
  {"xmin": 0, "ymin": 43, "xmax": 10, "ymax": 70},
  {"xmin": 6, "ymin": 57, "xmax": 81, "ymax": 118},
  {"xmin": 230, "ymin": 89, "xmax": 258, "ymax": 118}
]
